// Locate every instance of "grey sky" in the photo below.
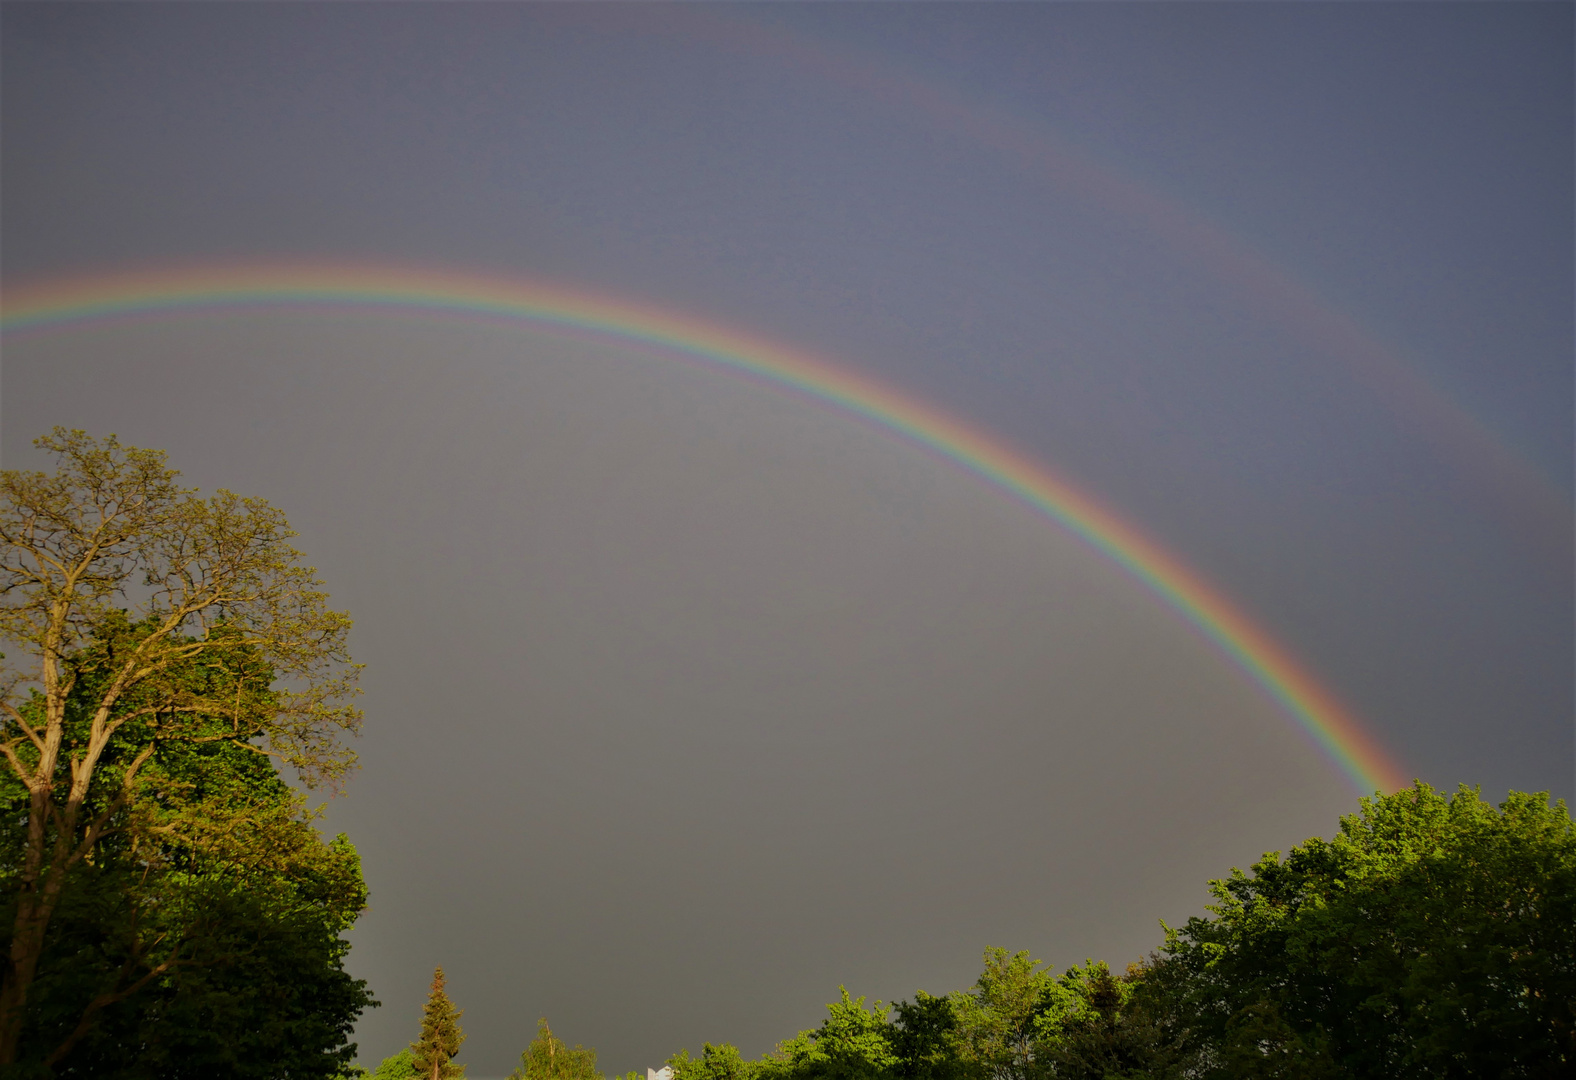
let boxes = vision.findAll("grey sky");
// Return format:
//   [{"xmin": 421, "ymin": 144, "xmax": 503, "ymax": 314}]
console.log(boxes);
[{"xmin": 2, "ymin": 4, "xmax": 1570, "ymax": 1076}]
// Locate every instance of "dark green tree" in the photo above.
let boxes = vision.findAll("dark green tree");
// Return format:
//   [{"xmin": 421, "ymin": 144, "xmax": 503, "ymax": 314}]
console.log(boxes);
[
  {"xmin": 411, "ymin": 968, "xmax": 465, "ymax": 1080},
  {"xmin": 1032, "ymin": 962, "xmax": 1172, "ymax": 1080},
  {"xmin": 1, "ymin": 620, "xmax": 374, "ymax": 1076},
  {"xmin": 1139, "ymin": 783, "xmax": 1576, "ymax": 1079},
  {"xmin": 890, "ymin": 992, "xmax": 970, "ymax": 1080}
]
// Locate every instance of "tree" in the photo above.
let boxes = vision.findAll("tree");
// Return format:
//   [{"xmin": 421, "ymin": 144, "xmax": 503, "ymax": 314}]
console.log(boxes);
[
  {"xmin": 1031, "ymin": 962, "xmax": 1170, "ymax": 1080},
  {"xmin": 367, "ymin": 1049, "xmax": 420, "ymax": 1080},
  {"xmin": 0, "ymin": 430, "xmax": 362, "ymax": 1064},
  {"xmin": 1, "ymin": 621, "xmax": 373, "ymax": 1073},
  {"xmin": 510, "ymin": 1018, "xmax": 599, "ymax": 1080},
  {"xmin": 948, "ymin": 950, "xmax": 1056, "ymax": 1080},
  {"xmin": 669, "ymin": 1042, "xmax": 757, "ymax": 1080},
  {"xmin": 757, "ymin": 988, "xmax": 899, "ymax": 1080},
  {"xmin": 411, "ymin": 968, "xmax": 465, "ymax": 1080},
  {"xmin": 1140, "ymin": 783, "xmax": 1576, "ymax": 1078},
  {"xmin": 642, "ymin": 784, "xmax": 1575, "ymax": 1080},
  {"xmin": 29, "ymin": 833, "xmax": 374, "ymax": 1077},
  {"xmin": 890, "ymin": 992, "xmax": 970, "ymax": 1080}
]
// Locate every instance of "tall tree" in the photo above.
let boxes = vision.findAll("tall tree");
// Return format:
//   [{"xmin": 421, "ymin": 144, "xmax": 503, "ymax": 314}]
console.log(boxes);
[
  {"xmin": 0, "ymin": 430, "xmax": 362, "ymax": 1063},
  {"xmin": 411, "ymin": 968, "xmax": 465, "ymax": 1080}
]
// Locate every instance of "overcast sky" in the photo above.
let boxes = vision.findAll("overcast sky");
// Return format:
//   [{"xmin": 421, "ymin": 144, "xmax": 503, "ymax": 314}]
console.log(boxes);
[{"xmin": 2, "ymin": 4, "xmax": 1571, "ymax": 1076}]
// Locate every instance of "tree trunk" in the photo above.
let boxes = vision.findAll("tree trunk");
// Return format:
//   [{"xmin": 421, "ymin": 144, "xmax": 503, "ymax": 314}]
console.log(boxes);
[
  {"xmin": 0, "ymin": 882, "xmax": 60, "ymax": 1062},
  {"xmin": 0, "ymin": 917, "xmax": 41, "ymax": 1063},
  {"xmin": 0, "ymin": 787, "xmax": 68, "ymax": 1064}
]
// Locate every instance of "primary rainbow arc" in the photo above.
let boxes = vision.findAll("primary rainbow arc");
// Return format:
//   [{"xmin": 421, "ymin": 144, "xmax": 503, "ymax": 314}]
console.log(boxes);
[{"xmin": 0, "ymin": 262, "xmax": 1407, "ymax": 793}]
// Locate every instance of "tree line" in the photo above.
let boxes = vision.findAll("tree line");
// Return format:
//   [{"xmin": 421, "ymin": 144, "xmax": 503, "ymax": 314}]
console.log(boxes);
[
  {"xmin": 2, "ymin": 432, "xmax": 1572, "ymax": 1078},
  {"xmin": 364, "ymin": 783, "xmax": 1574, "ymax": 1080}
]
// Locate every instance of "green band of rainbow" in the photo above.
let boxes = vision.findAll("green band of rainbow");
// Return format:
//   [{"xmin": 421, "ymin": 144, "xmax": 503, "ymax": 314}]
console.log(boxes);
[{"xmin": 1, "ymin": 262, "xmax": 1406, "ymax": 793}]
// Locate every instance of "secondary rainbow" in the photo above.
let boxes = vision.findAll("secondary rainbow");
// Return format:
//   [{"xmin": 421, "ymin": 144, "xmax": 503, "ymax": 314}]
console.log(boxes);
[{"xmin": 1, "ymin": 262, "xmax": 1407, "ymax": 793}]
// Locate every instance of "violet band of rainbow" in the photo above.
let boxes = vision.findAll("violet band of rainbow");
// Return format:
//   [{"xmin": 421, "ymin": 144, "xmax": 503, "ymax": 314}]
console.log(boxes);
[{"xmin": 1, "ymin": 262, "xmax": 1409, "ymax": 793}]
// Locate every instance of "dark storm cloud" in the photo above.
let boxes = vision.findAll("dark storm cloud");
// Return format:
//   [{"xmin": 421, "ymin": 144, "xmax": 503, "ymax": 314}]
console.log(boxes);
[{"xmin": 2, "ymin": 4, "xmax": 1569, "ymax": 1075}]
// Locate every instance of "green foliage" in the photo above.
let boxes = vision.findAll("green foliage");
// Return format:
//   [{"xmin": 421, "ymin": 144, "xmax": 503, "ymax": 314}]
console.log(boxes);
[
  {"xmin": 900, "ymin": 950, "xmax": 1162, "ymax": 1080},
  {"xmin": 669, "ymin": 1043, "xmax": 757, "ymax": 1080},
  {"xmin": 374, "ymin": 1048, "xmax": 424, "ymax": 1080},
  {"xmin": 369, "ymin": 1049, "xmax": 420, "ymax": 1080},
  {"xmin": 6, "ymin": 801, "xmax": 373, "ymax": 1077},
  {"xmin": 510, "ymin": 1018, "xmax": 600, "ymax": 1080},
  {"xmin": 0, "ymin": 430, "xmax": 366, "ymax": 1065},
  {"xmin": 411, "ymin": 968, "xmax": 465, "ymax": 1080},
  {"xmin": 889, "ymin": 992, "xmax": 968, "ymax": 1080},
  {"xmin": 1142, "ymin": 783, "xmax": 1576, "ymax": 1078},
  {"xmin": 1032, "ymin": 962, "xmax": 1169, "ymax": 1080},
  {"xmin": 0, "ymin": 620, "xmax": 373, "ymax": 1074},
  {"xmin": 756, "ymin": 988, "xmax": 899, "ymax": 1080},
  {"xmin": 655, "ymin": 785, "xmax": 1573, "ymax": 1080},
  {"xmin": 948, "ymin": 950, "xmax": 1054, "ymax": 1080}
]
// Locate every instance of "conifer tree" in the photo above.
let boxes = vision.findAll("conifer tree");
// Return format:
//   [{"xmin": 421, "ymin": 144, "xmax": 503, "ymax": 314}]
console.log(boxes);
[{"xmin": 411, "ymin": 966, "xmax": 466, "ymax": 1080}]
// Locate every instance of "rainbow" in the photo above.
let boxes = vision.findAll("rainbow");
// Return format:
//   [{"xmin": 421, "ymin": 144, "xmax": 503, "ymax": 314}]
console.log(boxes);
[
  {"xmin": 0, "ymin": 262, "xmax": 1407, "ymax": 793},
  {"xmin": 678, "ymin": 8, "xmax": 1572, "ymax": 566}
]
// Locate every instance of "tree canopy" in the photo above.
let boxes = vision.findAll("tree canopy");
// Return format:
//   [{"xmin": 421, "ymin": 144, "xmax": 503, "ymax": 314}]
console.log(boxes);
[
  {"xmin": 0, "ymin": 430, "xmax": 367, "ymax": 1069},
  {"xmin": 643, "ymin": 784, "xmax": 1573, "ymax": 1080},
  {"xmin": 1138, "ymin": 782, "xmax": 1576, "ymax": 1078}
]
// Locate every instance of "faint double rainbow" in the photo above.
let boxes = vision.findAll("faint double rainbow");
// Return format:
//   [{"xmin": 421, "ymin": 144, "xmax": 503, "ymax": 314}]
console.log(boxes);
[
  {"xmin": 0, "ymin": 262, "xmax": 1407, "ymax": 793},
  {"xmin": 668, "ymin": 7, "xmax": 1573, "ymax": 570}
]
